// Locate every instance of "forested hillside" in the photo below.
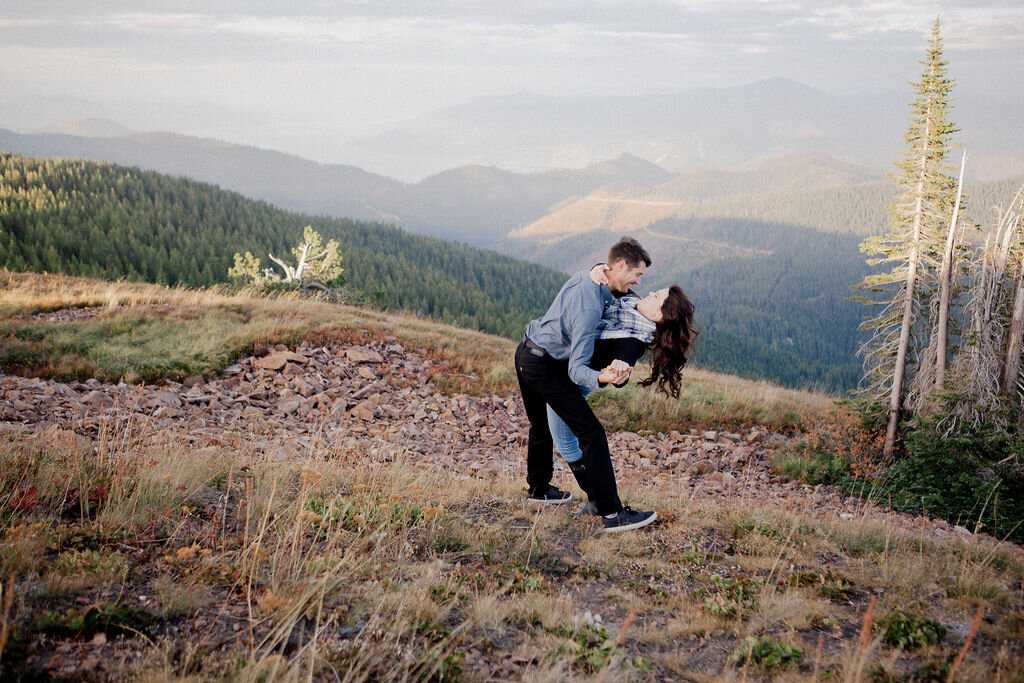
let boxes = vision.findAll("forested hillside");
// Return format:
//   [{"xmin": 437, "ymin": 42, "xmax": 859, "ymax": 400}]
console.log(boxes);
[
  {"xmin": 0, "ymin": 153, "xmax": 566, "ymax": 337},
  {"xmin": 0, "ymin": 128, "xmax": 673, "ymax": 247},
  {"xmin": 515, "ymin": 218, "xmax": 873, "ymax": 391}
]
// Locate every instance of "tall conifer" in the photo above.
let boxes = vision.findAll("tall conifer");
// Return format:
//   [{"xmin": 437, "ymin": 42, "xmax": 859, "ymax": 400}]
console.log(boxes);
[{"xmin": 855, "ymin": 18, "xmax": 959, "ymax": 454}]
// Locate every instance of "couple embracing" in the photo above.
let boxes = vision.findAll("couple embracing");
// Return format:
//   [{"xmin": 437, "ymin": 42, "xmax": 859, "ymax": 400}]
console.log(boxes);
[{"xmin": 514, "ymin": 237, "xmax": 697, "ymax": 533}]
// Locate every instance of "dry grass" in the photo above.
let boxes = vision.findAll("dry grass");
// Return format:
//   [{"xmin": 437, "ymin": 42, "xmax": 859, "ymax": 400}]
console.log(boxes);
[
  {"xmin": 1, "ymin": 268, "xmax": 832, "ymax": 433},
  {"xmin": 635, "ymin": 601, "xmax": 723, "ymax": 643},
  {"xmin": 1, "ymin": 415, "xmax": 1023, "ymax": 680},
  {"xmin": 0, "ymin": 269, "xmax": 236, "ymax": 313},
  {"xmin": 2, "ymin": 269, "xmax": 1022, "ymax": 678},
  {"xmin": 593, "ymin": 365, "xmax": 834, "ymax": 431}
]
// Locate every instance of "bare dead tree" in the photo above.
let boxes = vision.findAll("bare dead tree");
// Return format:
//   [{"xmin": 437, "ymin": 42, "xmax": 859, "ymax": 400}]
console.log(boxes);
[
  {"xmin": 884, "ymin": 212, "xmax": 924, "ymax": 451},
  {"xmin": 268, "ymin": 242, "xmax": 330, "ymax": 285},
  {"xmin": 943, "ymin": 219, "xmax": 1017, "ymax": 433},
  {"xmin": 1006, "ymin": 259, "xmax": 1024, "ymax": 403},
  {"xmin": 228, "ymin": 226, "xmax": 344, "ymax": 295},
  {"xmin": 998, "ymin": 183, "xmax": 1024, "ymax": 400},
  {"xmin": 934, "ymin": 151, "xmax": 968, "ymax": 390}
]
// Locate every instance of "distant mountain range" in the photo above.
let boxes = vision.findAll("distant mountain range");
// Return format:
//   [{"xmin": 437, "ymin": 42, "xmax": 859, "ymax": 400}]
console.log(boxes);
[
  {"xmin": 3, "ymin": 77, "xmax": 1022, "ymax": 245},
  {"xmin": 0, "ymin": 127, "xmax": 678, "ymax": 246},
  {"xmin": 339, "ymin": 78, "xmax": 1024, "ymax": 182},
  {"xmin": 4, "ymin": 77, "xmax": 1021, "ymax": 187},
  {"xmin": 5, "ymin": 123, "xmax": 1017, "ymax": 254},
  {"xmin": 37, "ymin": 117, "xmax": 137, "ymax": 138},
  {"xmin": 508, "ymin": 151, "xmax": 892, "ymax": 240}
]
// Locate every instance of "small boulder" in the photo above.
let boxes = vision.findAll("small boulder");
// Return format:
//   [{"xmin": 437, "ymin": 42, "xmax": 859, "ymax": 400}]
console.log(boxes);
[
  {"xmin": 694, "ymin": 460, "xmax": 717, "ymax": 475},
  {"xmin": 277, "ymin": 397, "xmax": 302, "ymax": 415},
  {"xmin": 345, "ymin": 348, "xmax": 384, "ymax": 364},
  {"xmin": 351, "ymin": 401, "xmax": 376, "ymax": 421},
  {"xmin": 254, "ymin": 351, "xmax": 308, "ymax": 371},
  {"xmin": 254, "ymin": 354, "xmax": 288, "ymax": 371},
  {"xmin": 82, "ymin": 390, "xmax": 114, "ymax": 408}
]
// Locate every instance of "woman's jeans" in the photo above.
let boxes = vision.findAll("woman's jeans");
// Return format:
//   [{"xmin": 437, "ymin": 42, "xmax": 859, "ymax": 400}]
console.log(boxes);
[{"xmin": 547, "ymin": 386, "xmax": 592, "ymax": 463}]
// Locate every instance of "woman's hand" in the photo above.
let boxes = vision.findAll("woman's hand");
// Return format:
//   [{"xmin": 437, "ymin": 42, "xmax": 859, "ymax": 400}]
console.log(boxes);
[
  {"xmin": 598, "ymin": 359, "xmax": 632, "ymax": 385},
  {"xmin": 590, "ymin": 263, "xmax": 610, "ymax": 285}
]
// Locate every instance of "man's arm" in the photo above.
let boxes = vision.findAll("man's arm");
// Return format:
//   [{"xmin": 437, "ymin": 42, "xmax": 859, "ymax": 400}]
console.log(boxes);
[{"xmin": 565, "ymin": 303, "xmax": 604, "ymax": 389}]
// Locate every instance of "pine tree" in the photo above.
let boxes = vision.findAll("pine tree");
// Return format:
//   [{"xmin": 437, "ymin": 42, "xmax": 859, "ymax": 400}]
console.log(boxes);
[
  {"xmin": 854, "ymin": 18, "xmax": 959, "ymax": 454},
  {"xmin": 227, "ymin": 251, "xmax": 263, "ymax": 285}
]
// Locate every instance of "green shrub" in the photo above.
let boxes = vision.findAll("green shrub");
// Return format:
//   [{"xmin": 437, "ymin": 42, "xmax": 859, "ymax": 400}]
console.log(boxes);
[
  {"xmin": 771, "ymin": 404, "xmax": 883, "ymax": 486},
  {"xmin": 727, "ymin": 635, "xmax": 802, "ymax": 669},
  {"xmin": 876, "ymin": 609, "xmax": 946, "ymax": 650},
  {"xmin": 772, "ymin": 449, "xmax": 852, "ymax": 486},
  {"xmin": 697, "ymin": 574, "xmax": 761, "ymax": 618},
  {"xmin": 880, "ymin": 423, "xmax": 1024, "ymax": 542},
  {"xmin": 548, "ymin": 615, "xmax": 649, "ymax": 674},
  {"xmin": 787, "ymin": 405, "xmax": 1024, "ymax": 543}
]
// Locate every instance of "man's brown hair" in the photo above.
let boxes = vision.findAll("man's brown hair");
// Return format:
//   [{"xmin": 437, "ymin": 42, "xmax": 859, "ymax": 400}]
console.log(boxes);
[{"xmin": 608, "ymin": 236, "xmax": 651, "ymax": 267}]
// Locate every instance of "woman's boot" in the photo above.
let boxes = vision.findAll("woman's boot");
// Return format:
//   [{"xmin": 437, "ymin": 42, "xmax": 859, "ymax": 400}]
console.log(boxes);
[{"xmin": 568, "ymin": 461, "xmax": 599, "ymax": 515}]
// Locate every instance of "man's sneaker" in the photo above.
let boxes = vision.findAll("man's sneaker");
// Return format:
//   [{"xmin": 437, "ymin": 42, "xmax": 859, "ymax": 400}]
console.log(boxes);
[
  {"xmin": 527, "ymin": 485, "xmax": 573, "ymax": 504},
  {"xmin": 574, "ymin": 500, "xmax": 600, "ymax": 516},
  {"xmin": 602, "ymin": 506, "xmax": 657, "ymax": 532}
]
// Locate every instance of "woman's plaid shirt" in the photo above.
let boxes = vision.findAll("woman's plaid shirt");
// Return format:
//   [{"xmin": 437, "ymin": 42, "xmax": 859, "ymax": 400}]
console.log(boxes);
[{"xmin": 596, "ymin": 297, "xmax": 655, "ymax": 343}]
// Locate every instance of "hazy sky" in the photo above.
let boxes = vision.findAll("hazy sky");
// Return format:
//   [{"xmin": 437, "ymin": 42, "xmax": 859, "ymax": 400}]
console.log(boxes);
[{"xmin": 1, "ymin": 1, "xmax": 1022, "ymax": 167}]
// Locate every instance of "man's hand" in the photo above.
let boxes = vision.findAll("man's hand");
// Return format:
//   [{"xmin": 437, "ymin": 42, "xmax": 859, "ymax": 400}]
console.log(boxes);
[
  {"xmin": 590, "ymin": 263, "xmax": 610, "ymax": 285},
  {"xmin": 597, "ymin": 359, "xmax": 632, "ymax": 385}
]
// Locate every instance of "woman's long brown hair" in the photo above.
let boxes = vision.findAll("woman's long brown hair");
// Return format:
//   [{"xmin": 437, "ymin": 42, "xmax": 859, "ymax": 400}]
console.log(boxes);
[{"xmin": 639, "ymin": 285, "xmax": 696, "ymax": 399}]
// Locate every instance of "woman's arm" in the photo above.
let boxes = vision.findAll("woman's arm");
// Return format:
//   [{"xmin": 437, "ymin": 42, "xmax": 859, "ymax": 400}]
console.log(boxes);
[{"xmin": 589, "ymin": 338, "xmax": 648, "ymax": 387}]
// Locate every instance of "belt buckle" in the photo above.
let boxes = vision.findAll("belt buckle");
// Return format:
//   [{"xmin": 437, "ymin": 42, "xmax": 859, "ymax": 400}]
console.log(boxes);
[{"xmin": 524, "ymin": 338, "xmax": 545, "ymax": 357}]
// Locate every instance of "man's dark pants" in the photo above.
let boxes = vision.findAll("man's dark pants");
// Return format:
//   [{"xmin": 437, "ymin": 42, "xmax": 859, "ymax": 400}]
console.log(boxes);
[{"xmin": 514, "ymin": 340, "xmax": 623, "ymax": 515}]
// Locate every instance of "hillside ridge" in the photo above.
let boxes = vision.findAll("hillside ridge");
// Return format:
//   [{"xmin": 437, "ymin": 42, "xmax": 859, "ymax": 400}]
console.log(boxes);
[{"xmin": 1, "ymin": 309, "xmax": 1006, "ymax": 549}]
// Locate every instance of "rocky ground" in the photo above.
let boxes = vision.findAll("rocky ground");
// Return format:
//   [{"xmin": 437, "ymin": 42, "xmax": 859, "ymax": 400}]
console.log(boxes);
[{"xmin": 2, "ymin": 335, "xmax": 1009, "ymax": 553}]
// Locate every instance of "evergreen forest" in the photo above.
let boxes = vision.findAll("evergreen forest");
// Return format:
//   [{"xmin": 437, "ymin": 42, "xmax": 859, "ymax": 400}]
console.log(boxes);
[
  {"xmin": 519, "ymin": 218, "xmax": 874, "ymax": 392},
  {"xmin": 0, "ymin": 153, "xmax": 567, "ymax": 338},
  {"xmin": 674, "ymin": 221, "xmax": 871, "ymax": 392}
]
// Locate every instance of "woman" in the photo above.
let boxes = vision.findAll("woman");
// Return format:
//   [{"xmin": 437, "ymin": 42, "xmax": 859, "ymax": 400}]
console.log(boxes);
[{"xmin": 548, "ymin": 285, "xmax": 696, "ymax": 512}]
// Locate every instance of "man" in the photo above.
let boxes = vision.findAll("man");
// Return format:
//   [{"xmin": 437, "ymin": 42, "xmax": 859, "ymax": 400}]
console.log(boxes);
[{"xmin": 514, "ymin": 237, "xmax": 657, "ymax": 533}]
